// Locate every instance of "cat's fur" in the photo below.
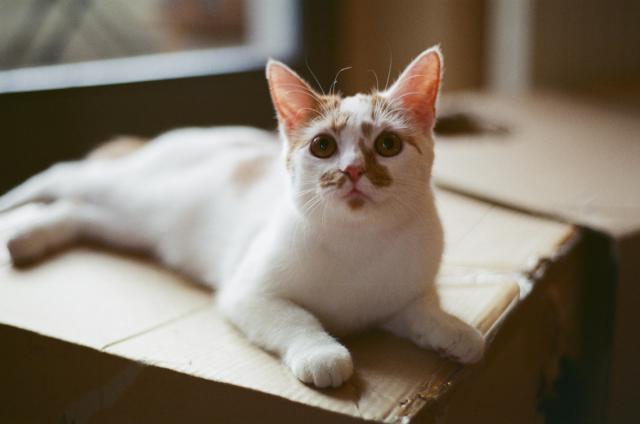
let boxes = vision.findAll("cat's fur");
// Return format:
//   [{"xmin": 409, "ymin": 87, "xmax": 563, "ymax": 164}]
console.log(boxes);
[{"xmin": 0, "ymin": 46, "xmax": 484, "ymax": 388}]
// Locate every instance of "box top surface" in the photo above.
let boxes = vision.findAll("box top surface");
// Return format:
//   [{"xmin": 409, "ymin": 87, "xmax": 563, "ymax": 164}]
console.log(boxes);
[
  {"xmin": 435, "ymin": 92, "xmax": 640, "ymax": 238},
  {"xmin": 0, "ymin": 189, "xmax": 573, "ymax": 422}
]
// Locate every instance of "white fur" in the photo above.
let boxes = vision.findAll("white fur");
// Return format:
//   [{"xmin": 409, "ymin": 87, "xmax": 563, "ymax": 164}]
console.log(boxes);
[{"xmin": 0, "ymin": 48, "xmax": 484, "ymax": 388}]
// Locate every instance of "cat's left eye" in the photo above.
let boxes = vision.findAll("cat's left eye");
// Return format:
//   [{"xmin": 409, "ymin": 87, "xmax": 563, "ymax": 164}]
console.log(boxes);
[
  {"xmin": 310, "ymin": 135, "xmax": 337, "ymax": 158},
  {"xmin": 374, "ymin": 132, "xmax": 403, "ymax": 157}
]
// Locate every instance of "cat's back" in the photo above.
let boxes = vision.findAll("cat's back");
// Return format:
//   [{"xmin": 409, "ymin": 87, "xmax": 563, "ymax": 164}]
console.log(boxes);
[
  {"xmin": 123, "ymin": 124, "xmax": 285, "ymax": 221},
  {"xmin": 130, "ymin": 126, "xmax": 281, "ymax": 173},
  {"xmin": 89, "ymin": 126, "xmax": 286, "ymax": 282},
  {"xmin": 104, "ymin": 126, "xmax": 284, "ymax": 202}
]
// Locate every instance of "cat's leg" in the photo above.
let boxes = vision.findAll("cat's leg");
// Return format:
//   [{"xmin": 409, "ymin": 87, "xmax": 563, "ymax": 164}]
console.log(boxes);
[
  {"xmin": 7, "ymin": 201, "xmax": 81, "ymax": 264},
  {"xmin": 7, "ymin": 200, "xmax": 146, "ymax": 266},
  {"xmin": 383, "ymin": 289, "xmax": 485, "ymax": 364},
  {"xmin": 0, "ymin": 162, "xmax": 81, "ymax": 213},
  {"xmin": 218, "ymin": 291, "xmax": 353, "ymax": 388}
]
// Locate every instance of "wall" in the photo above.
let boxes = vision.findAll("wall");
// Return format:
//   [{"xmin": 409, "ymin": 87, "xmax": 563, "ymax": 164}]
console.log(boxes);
[{"xmin": 338, "ymin": 0, "xmax": 487, "ymax": 94}]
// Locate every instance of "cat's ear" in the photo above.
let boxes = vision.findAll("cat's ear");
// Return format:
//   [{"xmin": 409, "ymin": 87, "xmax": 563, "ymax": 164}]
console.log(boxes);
[
  {"xmin": 386, "ymin": 46, "xmax": 442, "ymax": 132},
  {"xmin": 266, "ymin": 60, "xmax": 319, "ymax": 133}
]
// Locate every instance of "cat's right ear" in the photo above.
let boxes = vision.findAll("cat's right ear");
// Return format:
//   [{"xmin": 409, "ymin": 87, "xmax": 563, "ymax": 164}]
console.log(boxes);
[
  {"xmin": 385, "ymin": 46, "xmax": 442, "ymax": 133},
  {"xmin": 266, "ymin": 60, "xmax": 319, "ymax": 133}
]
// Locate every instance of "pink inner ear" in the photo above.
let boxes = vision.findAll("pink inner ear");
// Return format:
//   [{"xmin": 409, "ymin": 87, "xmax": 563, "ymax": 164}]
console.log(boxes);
[
  {"xmin": 267, "ymin": 62, "xmax": 318, "ymax": 133},
  {"xmin": 388, "ymin": 50, "xmax": 441, "ymax": 132}
]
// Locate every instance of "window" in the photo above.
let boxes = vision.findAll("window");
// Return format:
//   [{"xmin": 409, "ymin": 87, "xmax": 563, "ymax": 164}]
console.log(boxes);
[{"xmin": 0, "ymin": 0, "xmax": 299, "ymax": 93}]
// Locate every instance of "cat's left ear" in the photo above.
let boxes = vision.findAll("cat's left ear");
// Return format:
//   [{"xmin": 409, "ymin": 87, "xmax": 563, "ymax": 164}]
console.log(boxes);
[
  {"xmin": 385, "ymin": 46, "xmax": 442, "ymax": 133},
  {"xmin": 266, "ymin": 60, "xmax": 319, "ymax": 134}
]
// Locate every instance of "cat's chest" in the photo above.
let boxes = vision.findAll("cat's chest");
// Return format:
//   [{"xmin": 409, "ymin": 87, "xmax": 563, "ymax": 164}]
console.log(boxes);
[
  {"xmin": 282, "ymin": 231, "xmax": 436, "ymax": 332},
  {"xmin": 303, "ymin": 244, "xmax": 415, "ymax": 287}
]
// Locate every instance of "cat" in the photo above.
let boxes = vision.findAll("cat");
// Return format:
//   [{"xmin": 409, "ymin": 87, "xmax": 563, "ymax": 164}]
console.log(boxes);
[{"xmin": 0, "ymin": 46, "xmax": 484, "ymax": 388}]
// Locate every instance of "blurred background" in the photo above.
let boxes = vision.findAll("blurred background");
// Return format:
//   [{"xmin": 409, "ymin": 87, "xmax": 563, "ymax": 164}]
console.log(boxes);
[{"xmin": 1, "ymin": 0, "xmax": 638, "ymax": 193}]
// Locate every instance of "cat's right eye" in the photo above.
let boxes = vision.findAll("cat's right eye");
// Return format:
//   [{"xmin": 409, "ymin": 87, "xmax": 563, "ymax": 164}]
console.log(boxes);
[{"xmin": 310, "ymin": 135, "xmax": 337, "ymax": 158}]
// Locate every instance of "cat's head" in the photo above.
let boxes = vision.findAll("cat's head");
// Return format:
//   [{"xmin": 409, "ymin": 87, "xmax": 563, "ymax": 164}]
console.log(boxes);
[{"xmin": 267, "ymin": 46, "xmax": 442, "ymax": 226}]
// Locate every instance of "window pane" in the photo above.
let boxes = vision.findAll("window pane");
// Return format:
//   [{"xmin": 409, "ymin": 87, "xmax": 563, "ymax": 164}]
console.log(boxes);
[{"xmin": 0, "ymin": 0, "xmax": 298, "ymax": 91}]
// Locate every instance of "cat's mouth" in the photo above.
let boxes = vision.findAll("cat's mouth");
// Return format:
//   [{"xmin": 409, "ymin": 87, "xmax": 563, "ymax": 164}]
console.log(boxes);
[
  {"xmin": 342, "ymin": 187, "xmax": 371, "ymax": 200},
  {"xmin": 344, "ymin": 187, "xmax": 366, "ymax": 197},
  {"xmin": 342, "ymin": 187, "xmax": 372, "ymax": 206}
]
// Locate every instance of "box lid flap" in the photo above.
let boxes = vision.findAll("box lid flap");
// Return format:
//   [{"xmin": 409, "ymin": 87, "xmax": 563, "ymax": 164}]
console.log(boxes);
[{"xmin": 434, "ymin": 92, "xmax": 640, "ymax": 238}]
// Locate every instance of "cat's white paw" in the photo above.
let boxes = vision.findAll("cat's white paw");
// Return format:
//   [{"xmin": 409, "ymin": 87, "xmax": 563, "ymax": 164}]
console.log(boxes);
[
  {"xmin": 285, "ymin": 343, "xmax": 353, "ymax": 388},
  {"xmin": 7, "ymin": 230, "xmax": 49, "ymax": 265},
  {"xmin": 415, "ymin": 320, "xmax": 485, "ymax": 364}
]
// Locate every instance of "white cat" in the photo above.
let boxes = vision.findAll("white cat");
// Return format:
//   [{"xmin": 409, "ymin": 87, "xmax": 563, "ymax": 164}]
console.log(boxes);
[{"xmin": 0, "ymin": 46, "xmax": 484, "ymax": 388}]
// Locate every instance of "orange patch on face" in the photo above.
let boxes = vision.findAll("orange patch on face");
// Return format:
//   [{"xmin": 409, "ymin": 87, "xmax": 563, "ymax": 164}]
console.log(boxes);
[
  {"xmin": 403, "ymin": 134, "xmax": 422, "ymax": 154},
  {"xmin": 320, "ymin": 170, "xmax": 347, "ymax": 188},
  {"xmin": 348, "ymin": 198, "xmax": 365, "ymax": 210},
  {"xmin": 358, "ymin": 139, "xmax": 393, "ymax": 187},
  {"xmin": 319, "ymin": 95, "xmax": 341, "ymax": 113},
  {"xmin": 331, "ymin": 114, "xmax": 349, "ymax": 134},
  {"xmin": 361, "ymin": 121, "xmax": 373, "ymax": 138}
]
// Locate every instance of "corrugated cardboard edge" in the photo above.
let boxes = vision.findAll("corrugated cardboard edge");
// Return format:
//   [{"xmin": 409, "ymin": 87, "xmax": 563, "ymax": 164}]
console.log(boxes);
[
  {"xmin": 0, "ymin": 323, "xmax": 366, "ymax": 424},
  {"xmin": 385, "ymin": 285, "xmax": 519, "ymax": 424},
  {"xmin": 387, "ymin": 227, "xmax": 579, "ymax": 423}
]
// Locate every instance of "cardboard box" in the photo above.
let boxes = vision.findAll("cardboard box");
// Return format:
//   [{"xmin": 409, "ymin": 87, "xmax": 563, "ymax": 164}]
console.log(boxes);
[
  {"xmin": 0, "ymin": 186, "xmax": 577, "ymax": 423},
  {"xmin": 434, "ymin": 92, "xmax": 640, "ymax": 423}
]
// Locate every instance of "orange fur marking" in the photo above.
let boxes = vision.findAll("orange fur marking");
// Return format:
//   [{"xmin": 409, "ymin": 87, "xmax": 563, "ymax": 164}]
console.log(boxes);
[
  {"xmin": 358, "ymin": 139, "xmax": 393, "ymax": 187},
  {"xmin": 403, "ymin": 134, "xmax": 422, "ymax": 154},
  {"xmin": 361, "ymin": 121, "xmax": 373, "ymax": 137},
  {"xmin": 348, "ymin": 198, "xmax": 365, "ymax": 210},
  {"xmin": 232, "ymin": 155, "xmax": 270, "ymax": 190},
  {"xmin": 87, "ymin": 136, "xmax": 147, "ymax": 160},
  {"xmin": 320, "ymin": 170, "xmax": 347, "ymax": 189}
]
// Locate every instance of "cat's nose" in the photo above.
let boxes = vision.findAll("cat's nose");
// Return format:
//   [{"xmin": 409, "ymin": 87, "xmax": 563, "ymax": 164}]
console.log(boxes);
[{"xmin": 343, "ymin": 164, "xmax": 365, "ymax": 183}]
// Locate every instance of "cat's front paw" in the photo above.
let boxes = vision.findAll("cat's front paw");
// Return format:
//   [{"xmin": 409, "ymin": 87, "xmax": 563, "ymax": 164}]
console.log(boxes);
[
  {"xmin": 416, "ymin": 320, "xmax": 485, "ymax": 364},
  {"xmin": 285, "ymin": 342, "xmax": 353, "ymax": 388}
]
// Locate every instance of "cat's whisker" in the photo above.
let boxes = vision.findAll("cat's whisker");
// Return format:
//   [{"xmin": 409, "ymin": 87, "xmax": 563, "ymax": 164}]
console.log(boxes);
[
  {"xmin": 303, "ymin": 201, "xmax": 323, "ymax": 220},
  {"xmin": 282, "ymin": 89, "xmax": 322, "ymax": 103},
  {"xmin": 293, "ymin": 191, "xmax": 319, "ymax": 201},
  {"xmin": 320, "ymin": 199, "xmax": 329, "ymax": 227},
  {"xmin": 295, "ymin": 107, "xmax": 324, "ymax": 120},
  {"xmin": 299, "ymin": 194, "xmax": 323, "ymax": 216},
  {"xmin": 329, "ymin": 66, "xmax": 352, "ymax": 96},
  {"xmin": 277, "ymin": 82, "xmax": 321, "ymax": 97},
  {"xmin": 368, "ymin": 69, "xmax": 380, "ymax": 92},
  {"xmin": 305, "ymin": 60, "xmax": 326, "ymax": 95},
  {"xmin": 384, "ymin": 44, "xmax": 393, "ymax": 91},
  {"xmin": 399, "ymin": 74, "xmax": 428, "ymax": 82},
  {"xmin": 293, "ymin": 186, "xmax": 318, "ymax": 195},
  {"xmin": 391, "ymin": 91, "xmax": 423, "ymax": 102},
  {"xmin": 392, "ymin": 195, "xmax": 431, "ymax": 228}
]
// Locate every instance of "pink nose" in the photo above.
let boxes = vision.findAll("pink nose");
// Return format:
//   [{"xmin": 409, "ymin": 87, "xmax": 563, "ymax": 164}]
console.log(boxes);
[{"xmin": 343, "ymin": 164, "xmax": 364, "ymax": 182}]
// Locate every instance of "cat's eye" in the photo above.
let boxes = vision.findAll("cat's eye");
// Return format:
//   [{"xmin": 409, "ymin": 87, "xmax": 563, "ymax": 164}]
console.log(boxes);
[
  {"xmin": 374, "ymin": 132, "xmax": 403, "ymax": 157},
  {"xmin": 310, "ymin": 135, "xmax": 337, "ymax": 158}
]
